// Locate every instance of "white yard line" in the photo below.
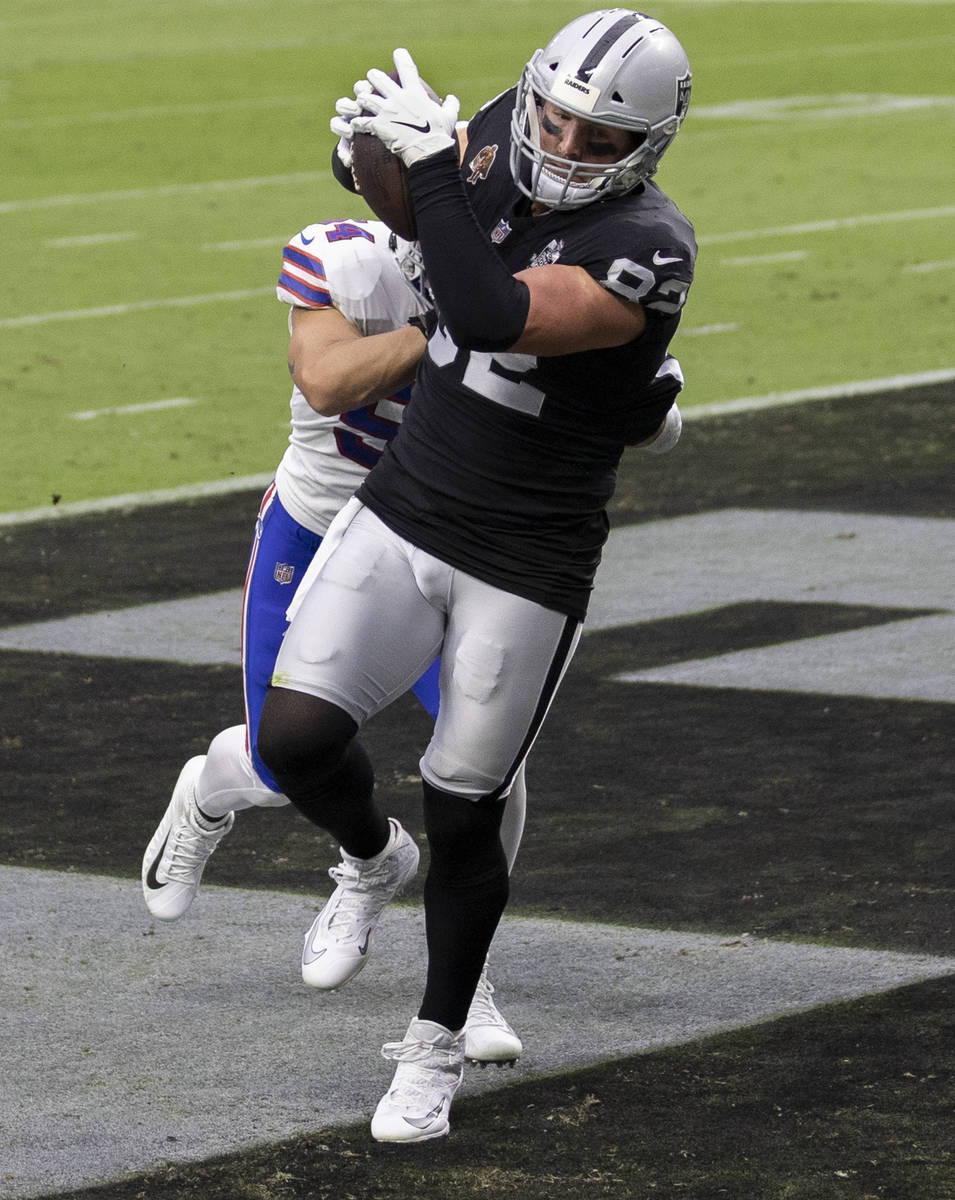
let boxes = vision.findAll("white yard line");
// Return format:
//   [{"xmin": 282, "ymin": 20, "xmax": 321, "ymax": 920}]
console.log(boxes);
[
  {"xmin": 69, "ymin": 397, "xmax": 197, "ymax": 421},
  {"xmin": 679, "ymin": 322, "xmax": 740, "ymax": 336},
  {"xmin": 202, "ymin": 236, "xmax": 284, "ymax": 252},
  {"xmin": 697, "ymin": 205, "xmax": 955, "ymax": 245},
  {"xmin": 0, "ymin": 288, "xmax": 273, "ymax": 329},
  {"xmin": 46, "ymin": 231, "xmax": 139, "ymax": 248},
  {"xmin": 904, "ymin": 258, "xmax": 955, "ymax": 273},
  {"xmin": 2, "ymin": 369, "xmax": 952, "ymax": 527},
  {"xmin": 0, "ymin": 172, "xmax": 328, "ymax": 215},
  {"xmin": 682, "ymin": 367, "xmax": 955, "ymax": 418},
  {"xmin": 721, "ymin": 250, "xmax": 809, "ymax": 266},
  {"xmin": 0, "ymin": 475, "xmax": 276, "ymax": 527},
  {"xmin": 3, "ymin": 96, "xmax": 306, "ymax": 132}
]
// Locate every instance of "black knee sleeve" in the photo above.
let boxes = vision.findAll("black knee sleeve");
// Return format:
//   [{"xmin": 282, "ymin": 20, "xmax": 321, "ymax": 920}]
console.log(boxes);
[
  {"xmin": 257, "ymin": 688, "xmax": 356, "ymax": 783},
  {"xmin": 422, "ymin": 780, "xmax": 508, "ymax": 885},
  {"xmin": 256, "ymin": 688, "xmax": 385, "ymax": 856}
]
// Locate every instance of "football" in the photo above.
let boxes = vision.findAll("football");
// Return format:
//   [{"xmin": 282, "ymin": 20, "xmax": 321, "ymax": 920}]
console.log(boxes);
[{"xmin": 350, "ymin": 73, "xmax": 440, "ymax": 242}]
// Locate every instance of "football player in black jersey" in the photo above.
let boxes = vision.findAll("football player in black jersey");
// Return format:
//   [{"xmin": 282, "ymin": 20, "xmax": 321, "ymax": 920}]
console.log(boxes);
[{"xmin": 257, "ymin": 10, "xmax": 695, "ymax": 1142}]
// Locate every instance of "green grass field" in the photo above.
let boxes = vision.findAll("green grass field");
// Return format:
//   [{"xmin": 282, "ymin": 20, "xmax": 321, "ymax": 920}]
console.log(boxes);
[{"xmin": 2, "ymin": 0, "xmax": 953, "ymax": 512}]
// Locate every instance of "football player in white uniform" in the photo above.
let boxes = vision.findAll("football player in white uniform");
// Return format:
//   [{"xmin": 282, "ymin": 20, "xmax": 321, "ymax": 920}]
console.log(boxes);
[
  {"xmin": 257, "ymin": 10, "xmax": 694, "ymax": 1142},
  {"xmin": 141, "ymin": 218, "xmax": 525, "ymax": 1065}
]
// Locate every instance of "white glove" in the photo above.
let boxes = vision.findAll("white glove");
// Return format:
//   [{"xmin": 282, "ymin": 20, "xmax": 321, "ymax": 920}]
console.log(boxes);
[
  {"xmin": 329, "ymin": 81, "xmax": 373, "ymax": 170},
  {"xmin": 351, "ymin": 48, "xmax": 459, "ymax": 168}
]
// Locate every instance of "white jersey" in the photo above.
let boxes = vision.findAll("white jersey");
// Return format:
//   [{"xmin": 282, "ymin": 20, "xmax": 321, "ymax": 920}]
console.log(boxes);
[{"xmin": 274, "ymin": 218, "xmax": 429, "ymax": 535}]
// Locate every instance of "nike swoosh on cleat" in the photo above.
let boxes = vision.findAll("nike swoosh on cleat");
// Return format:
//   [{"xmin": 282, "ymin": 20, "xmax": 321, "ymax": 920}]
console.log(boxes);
[
  {"xmin": 403, "ymin": 1101, "xmax": 446, "ymax": 1129},
  {"xmin": 357, "ymin": 930, "xmax": 371, "ymax": 956},
  {"xmin": 144, "ymin": 835, "xmax": 170, "ymax": 890},
  {"xmin": 301, "ymin": 943, "xmax": 327, "ymax": 966}
]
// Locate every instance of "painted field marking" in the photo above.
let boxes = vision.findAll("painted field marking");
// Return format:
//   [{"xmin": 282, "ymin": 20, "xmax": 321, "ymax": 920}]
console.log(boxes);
[
  {"xmin": 202, "ymin": 236, "xmax": 284, "ymax": 252},
  {"xmin": 6, "ymin": 201, "xmax": 947, "ymax": 328},
  {"xmin": 905, "ymin": 258, "xmax": 955, "ymax": 273},
  {"xmin": 46, "ymin": 232, "xmax": 139, "ymax": 248},
  {"xmin": 0, "ymin": 288, "xmax": 272, "ymax": 329},
  {"xmin": 4, "ymin": 510, "xmax": 951, "ymax": 703},
  {"xmin": 4, "ymin": 865, "xmax": 954, "ymax": 1200},
  {"xmin": 680, "ymin": 322, "xmax": 740, "ymax": 336},
  {"xmin": 711, "ymin": 32, "xmax": 955, "ymax": 64},
  {"xmin": 698, "ymin": 205, "xmax": 955, "ymax": 246},
  {"xmin": 0, "ymin": 172, "xmax": 328, "ymax": 216},
  {"xmin": 693, "ymin": 94, "xmax": 955, "ymax": 121},
  {"xmin": 722, "ymin": 251, "xmax": 808, "ymax": 266},
  {"xmin": 1, "ymin": 369, "xmax": 952, "ymax": 527},
  {"xmin": 69, "ymin": 398, "xmax": 197, "ymax": 421},
  {"xmin": 3, "ymin": 96, "xmax": 307, "ymax": 132},
  {"xmin": 681, "ymin": 367, "xmax": 955, "ymax": 418},
  {"xmin": 0, "ymin": 474, "xmax": 275, "ymax": 527},
  {"xmin": 589, "ymin": 510, "xmax": 955, "ymax": 704}
]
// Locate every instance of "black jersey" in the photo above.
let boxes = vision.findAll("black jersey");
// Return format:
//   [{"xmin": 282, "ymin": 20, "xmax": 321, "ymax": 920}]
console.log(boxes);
[{"xmin": 358, "ymin": 88, "xmax": 697, "ymax": 620}]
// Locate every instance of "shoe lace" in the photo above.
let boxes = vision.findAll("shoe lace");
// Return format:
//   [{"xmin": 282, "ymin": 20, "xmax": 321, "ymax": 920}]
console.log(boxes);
[
  {"xmin": 323, "ymin": 861, "xmax": 394, "ymax": 938},
  {"xmin": 380, "ymin": 1033, "xmax": 463, "ymax": 1108},
  {"xmin": 467, "ymin": 967, "xmax": 506, "ymax": 1029},
  {"xmin": 163, "ymin": 818, "xmax": 223, "ymax": 883},
  {"xmin": 381, "ymin": 1035, "xmax": 462, "ymax": 1068}
]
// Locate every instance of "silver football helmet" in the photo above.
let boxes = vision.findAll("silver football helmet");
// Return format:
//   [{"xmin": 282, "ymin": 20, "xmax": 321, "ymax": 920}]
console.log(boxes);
[{"xmin": 510, "ymin": 9, "xmax": 692, "ymax": 209}]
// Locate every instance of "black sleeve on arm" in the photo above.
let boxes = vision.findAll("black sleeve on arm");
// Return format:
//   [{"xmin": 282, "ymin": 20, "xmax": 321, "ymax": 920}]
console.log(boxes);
[
  {"xmin": 407, "ymin": 147, "xmax": 530, "ymax": 353},
  {"xmin": 331, "ymin": 148, "xmax": 360, "ymax": 194}
]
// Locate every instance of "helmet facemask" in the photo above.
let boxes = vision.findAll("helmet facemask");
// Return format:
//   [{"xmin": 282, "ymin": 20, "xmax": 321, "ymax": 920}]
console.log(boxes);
[
  {"xmin": 389, "ymin": 232, "xmax": 434, "ymax": 307},
  {"xmin": 508, "ymin": 11, "xmax": 691, "ymax": 211},
  {"xmin": 510, "ymin": 71, "xmax": 655, "ymax": 210}
]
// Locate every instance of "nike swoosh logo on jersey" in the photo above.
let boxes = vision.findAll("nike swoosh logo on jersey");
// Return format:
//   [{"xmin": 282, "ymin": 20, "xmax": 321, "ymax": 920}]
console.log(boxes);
[
  {"xmin": 300, "ymin": 233, "xmax": 315, "ymax": 245},
  {"xmin": 653, "ymin": 251, "xmax": 682, "ymax": 266},
  {"xmin": 144, "ymin": 834, "xmax": 170, "ymax": 890},
  {"xmin": 395, "ymin": 119, "xmax": 431, "ymax": 134}
]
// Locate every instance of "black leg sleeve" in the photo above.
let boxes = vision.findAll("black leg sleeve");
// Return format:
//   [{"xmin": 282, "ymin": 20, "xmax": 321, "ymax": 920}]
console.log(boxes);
[{"xmin": 418, "ymin": 780, "xmax": 510, "ymax": 1032}]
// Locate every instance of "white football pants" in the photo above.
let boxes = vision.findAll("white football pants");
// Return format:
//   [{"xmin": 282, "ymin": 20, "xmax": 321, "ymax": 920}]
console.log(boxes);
[{"xmin": 272, "ymin": 500, "xmax": 581, "ymax": 801}]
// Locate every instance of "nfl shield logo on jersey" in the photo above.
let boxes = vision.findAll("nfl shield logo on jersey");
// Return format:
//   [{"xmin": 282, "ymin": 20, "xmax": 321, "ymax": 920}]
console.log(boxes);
[
  {"xmin": 273, "ymin": 562, "xmax": 295, "ymax": 585},
  {"xmin": 491, "ymin": 219, "xmax": 512, "ymax": 245}
]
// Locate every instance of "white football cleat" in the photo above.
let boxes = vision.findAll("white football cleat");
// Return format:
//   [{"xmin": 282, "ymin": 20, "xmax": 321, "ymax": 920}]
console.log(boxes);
[
  {"xmin": 142, "ymin": 756, "xmax": 234, "ymax": 920},
  {"xmin": 301, "ymin": 818, "xmax": 419, "ymax": 990},
  {"xmin": 464, "ymin": 962, "xmax": 523, "ymax": 1067},
  {"xmin": 371, "ymin": 1019, "xmax": 465, "ymax": 1143}
]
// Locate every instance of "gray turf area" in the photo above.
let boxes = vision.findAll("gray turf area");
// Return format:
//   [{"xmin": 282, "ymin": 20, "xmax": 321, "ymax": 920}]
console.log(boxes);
[
  {"xmin": 4, "ymin": 505, "xmax": 954, "ymax": 1196},
  {"xmin": 2, "ymin": 509, "xmax": 952, "ymax": 700},
  {"xmin": 4, "ymin": 865, "xmax": 955, "ymax": 1199}
]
